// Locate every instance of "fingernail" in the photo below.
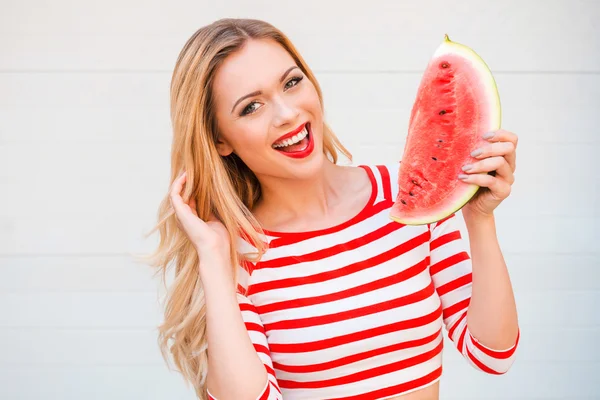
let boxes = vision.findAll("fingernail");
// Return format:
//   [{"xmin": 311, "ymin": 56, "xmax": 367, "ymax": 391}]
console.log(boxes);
[
  {"xmin": 462, "ymin": 164, "xmax": 473, "ymax": 171},
  {"xmin": 470, "ymin": 148, "xmax": 483, "ymax": 157},
  {"xmin": 458, "ymin": 174, "xmax": 469, "ymax": 180},
  {"xmin": 483, "ymin": 131, "xmax": 495, "ymax": 139}
]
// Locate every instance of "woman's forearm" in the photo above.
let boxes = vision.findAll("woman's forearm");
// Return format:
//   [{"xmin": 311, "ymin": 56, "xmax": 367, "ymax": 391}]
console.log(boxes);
[
  {"xmin": 202, "ymin": 256, "xmax": 268, "ymax": 399},
  {"xmin": 463, "ymin": 213, "xmax": 519, "ymax": 349}
]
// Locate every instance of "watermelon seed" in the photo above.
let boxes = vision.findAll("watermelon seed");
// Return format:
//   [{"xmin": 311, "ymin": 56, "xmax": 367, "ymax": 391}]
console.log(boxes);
[
  {"xmin": 432, "ymin": 157, "xmax": 438, "ymax": 161},
  {"xmin": 441, "ymin": 62, "xmax": 450, "ymax": 68},
  {"xmin": 438, "ymin": 139, "xmax": 443, "ymax": 142},
  {"xmin": 439, "ymin": 110, "xmax": 447, "ymax": 115},
  {"xmin": 409, "ymin": 191, "xmax": 414, "ymax": 196},
  {"xmin": 401, "ymin": 199, "xmax": 407, "ymax": 205}
]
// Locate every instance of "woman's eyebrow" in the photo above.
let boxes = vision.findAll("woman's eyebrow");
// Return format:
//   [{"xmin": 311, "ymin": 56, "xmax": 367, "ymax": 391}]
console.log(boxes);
[
  {"xmin": 231, "ymin": 90, "xmax": 261, "ymax": 114},
  {"xmin": 230, "ymin": 66, "xmax": 299, "ymax": 114},
  {"xmin": 279, "ymin": 65, "xmax": 299, "ymax": 83}
]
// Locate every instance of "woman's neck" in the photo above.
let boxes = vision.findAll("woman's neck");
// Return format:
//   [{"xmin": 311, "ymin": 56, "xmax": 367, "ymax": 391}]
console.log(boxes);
[{"xmin": 252, "ymin": 160, "xmax": 349, "ymax": 232}]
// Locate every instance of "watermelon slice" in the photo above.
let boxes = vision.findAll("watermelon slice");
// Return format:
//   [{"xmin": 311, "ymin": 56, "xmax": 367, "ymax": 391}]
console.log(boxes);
[{"xmin": 390, "ymin": 34, "xmax": 501, "ymax": 226}]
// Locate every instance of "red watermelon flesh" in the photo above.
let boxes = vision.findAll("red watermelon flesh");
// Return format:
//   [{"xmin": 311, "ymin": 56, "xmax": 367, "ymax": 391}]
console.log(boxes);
[{"xmin": 390, "ymin": 35, "xmax": 501, "ymax": 226}]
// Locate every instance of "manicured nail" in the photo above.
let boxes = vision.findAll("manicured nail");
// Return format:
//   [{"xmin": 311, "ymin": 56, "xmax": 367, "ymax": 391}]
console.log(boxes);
[
  {"xmin": 462, "ymin": 164, "xmax": 473, "ymax": 171},
  {"xmin": 458, "ymin": 174, "xmax": 469, "ymax": 180},
  {"xmin": 483, "ymin": 131, "xmax": 495, "ymax": 139},
  {"xmin": 470, "ymin": 148, "xmax": 483, "ymax": 157}
]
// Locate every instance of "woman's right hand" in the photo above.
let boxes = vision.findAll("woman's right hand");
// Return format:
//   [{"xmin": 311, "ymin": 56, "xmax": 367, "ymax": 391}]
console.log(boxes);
[{"xmin": 169, "ymin": 171, "xmax": 231, "ymax": 264}]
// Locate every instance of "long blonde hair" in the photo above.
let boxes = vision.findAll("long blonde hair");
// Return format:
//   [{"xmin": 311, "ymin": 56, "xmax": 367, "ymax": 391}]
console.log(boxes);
[{"xmin": 144, "ymin": 18, "xmax": 351, "ymax": 398}]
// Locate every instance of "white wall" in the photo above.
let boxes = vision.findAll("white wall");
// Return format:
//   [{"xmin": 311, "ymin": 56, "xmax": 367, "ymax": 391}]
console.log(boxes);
[{"xmin": 1, "ymin": 0, "xmax": 599, "ymax": 399}]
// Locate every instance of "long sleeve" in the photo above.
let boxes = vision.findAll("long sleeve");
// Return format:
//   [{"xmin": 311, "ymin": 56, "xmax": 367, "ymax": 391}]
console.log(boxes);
[
  {"xmin": 428, "ymin": 212, "xmax": 519, "ymax": 374},
  {"xmin": 207, "ymin": 293, "xmax": 283, "ymax": 400}
]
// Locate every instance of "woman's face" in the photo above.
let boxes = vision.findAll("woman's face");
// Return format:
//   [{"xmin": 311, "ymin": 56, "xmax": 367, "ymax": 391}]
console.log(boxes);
[{"xmin": 213, "ymin": 39, "xmax": 325, "ymax": 180}]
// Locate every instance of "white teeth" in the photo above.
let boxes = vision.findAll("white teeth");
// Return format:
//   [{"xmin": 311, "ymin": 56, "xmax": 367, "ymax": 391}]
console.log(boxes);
[{"xmin": 273, "ymin": 126, "xmax": 309, "ymax": 148}]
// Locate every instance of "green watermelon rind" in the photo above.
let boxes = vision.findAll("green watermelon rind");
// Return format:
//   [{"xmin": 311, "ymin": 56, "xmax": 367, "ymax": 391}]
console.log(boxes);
[{"xmin": 390, "ymin": 35, "xmax": 502, "ymax": 226}]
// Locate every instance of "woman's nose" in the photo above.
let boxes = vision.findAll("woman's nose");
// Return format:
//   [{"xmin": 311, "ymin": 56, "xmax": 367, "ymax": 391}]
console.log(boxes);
[{"xmin": 272, "ymin": 97, "xmax": 300, "ymax": 128}]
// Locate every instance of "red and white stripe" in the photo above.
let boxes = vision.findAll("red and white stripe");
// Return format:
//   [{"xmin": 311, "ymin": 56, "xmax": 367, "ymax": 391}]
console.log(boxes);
[{"xmin": 208, "ymin": 163, "xmax": 519, "ymax": 400}]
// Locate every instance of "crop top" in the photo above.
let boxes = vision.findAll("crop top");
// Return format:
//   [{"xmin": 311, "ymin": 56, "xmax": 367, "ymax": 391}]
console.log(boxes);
[{"xmin": 207, "ymin": 163, "xmax": 519, "ymax": 400}]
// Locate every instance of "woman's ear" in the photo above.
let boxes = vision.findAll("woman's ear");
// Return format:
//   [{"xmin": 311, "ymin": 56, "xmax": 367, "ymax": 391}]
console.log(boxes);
[{"xmin": 216, "ymin": 135, "xmax": 234, "ymax": 156}]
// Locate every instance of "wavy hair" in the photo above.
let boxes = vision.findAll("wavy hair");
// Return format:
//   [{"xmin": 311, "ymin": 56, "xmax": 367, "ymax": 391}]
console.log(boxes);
[{"xmin": 143, "ymin": 18, "xmax": 351, "ymax": 398}]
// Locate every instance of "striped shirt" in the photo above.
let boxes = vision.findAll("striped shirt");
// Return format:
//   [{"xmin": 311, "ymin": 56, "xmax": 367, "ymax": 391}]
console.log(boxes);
[{"xmin": 207, "ymin": 163, "xmax": 519, "ymax": 400}]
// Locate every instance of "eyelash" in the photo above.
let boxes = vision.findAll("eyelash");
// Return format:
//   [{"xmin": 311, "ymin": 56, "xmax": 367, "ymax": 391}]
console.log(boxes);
[{"xmin": 240, "ymin": 76, "xmax": 304, "ymax": 116}]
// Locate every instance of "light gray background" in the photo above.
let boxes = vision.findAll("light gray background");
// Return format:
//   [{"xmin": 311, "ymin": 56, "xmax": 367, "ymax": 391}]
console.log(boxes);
[{"xmin": 1, "ymin": 0, "xmax": 599, "ymax": 399}]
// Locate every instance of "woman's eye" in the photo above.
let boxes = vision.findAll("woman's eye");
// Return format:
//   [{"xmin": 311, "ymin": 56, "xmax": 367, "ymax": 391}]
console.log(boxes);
[
  {"xmin": 284, "ymin": 76, "xmax": 303, "ymax": 90},
  {"xmin": 240, "ymin": 76, "xmax": 303, "ymax": 116},
  {"xmin": 241, "ymin": 101, "xmax": 261, "ymax": 116}
]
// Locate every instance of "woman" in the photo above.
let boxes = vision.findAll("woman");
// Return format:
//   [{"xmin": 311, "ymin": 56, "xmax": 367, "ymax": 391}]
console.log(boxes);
[{"xmin": 148, "ymin": 18, "xmax": 520, "ymax": 400}]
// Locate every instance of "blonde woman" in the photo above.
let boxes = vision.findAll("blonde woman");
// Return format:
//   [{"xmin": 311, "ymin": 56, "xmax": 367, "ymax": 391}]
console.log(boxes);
[{"xmin": 148, "ymin": 18, "xmax": 520, "ymax": 400}]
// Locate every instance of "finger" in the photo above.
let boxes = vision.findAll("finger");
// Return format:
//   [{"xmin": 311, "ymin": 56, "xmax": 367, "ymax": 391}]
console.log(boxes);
[
  {"xmin": 504, "ymin": 148, "xmax": 516, "ymax": 173},
  {"xmin": 471, "ymin": 141, "xmax": 515, "ymax": 159},
  {"xmin": 175, "ymin": 172, "xmax": 198, "ymax": 216},
  {"xmin": 483, "ymin": 129, "xmax": 518, "ymax": 170},
  {"xmin": 189, "ymin": 197, "xmax": 198, "ymax": 217},
  {"xmin": 463, "ymin": 156, "xmax": 514, "ymax": 185},
  {"xmin": 483, "ymin": 129, "xmax": 518, "ymax": 149},
  {"xmin": 170, "ymin": 172, "xmax": 198, "ymax": 222},
  {"xmin": 173, "ymin": 194, "xmax": 209, "ymax": 238},
  {"xmin": 472, "ymin": 141, "xmax": 516, "ymax": 172},
  {"xmin": 494, "ymin": 161, "xmax": 514, "ymax": 185},
  {"xmin": 458, "ymin": 173, "xmax": 512, "ymax": 200},
  {"xmin": 170, "ymin": 171, "xmax": 186, "ymax": 197},
  {"xmin": 169, "ymin": 172, "xmax": 188, "ymax": 214}
]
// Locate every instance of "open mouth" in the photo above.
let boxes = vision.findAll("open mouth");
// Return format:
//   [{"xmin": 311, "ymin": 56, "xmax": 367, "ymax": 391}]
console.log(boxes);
[{"xmin": 271, "ymin": 122, "xmax": 313, "ymax": 156}]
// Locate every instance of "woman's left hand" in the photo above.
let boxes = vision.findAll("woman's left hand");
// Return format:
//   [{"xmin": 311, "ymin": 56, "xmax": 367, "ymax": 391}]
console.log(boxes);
[{"xmin": 458, "ymin": 129, "xmax": 518, "ymax": 219}]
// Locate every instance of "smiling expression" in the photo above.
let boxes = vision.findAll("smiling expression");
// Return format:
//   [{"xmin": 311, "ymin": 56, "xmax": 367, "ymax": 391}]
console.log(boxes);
[{"xmin": 212, "ymin": 39, "xmax": 326, "ymax": 179}]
